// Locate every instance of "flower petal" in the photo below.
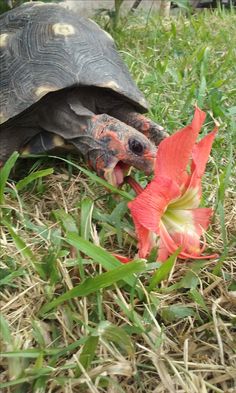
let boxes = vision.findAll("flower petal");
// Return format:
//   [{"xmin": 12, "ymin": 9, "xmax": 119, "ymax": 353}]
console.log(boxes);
[
  {"xmin": 188, "ymin": 130, "xmax": 217, "ymax": 191},
  {"xmin": 155, "ymin": 107, "xmax": 206, "ymax": 185},
  {"xmin": 157, "ymin": 237, "xmax": 170, "ymax": 262},
  {"xmin": 132, "ymin": 217, "xmax": 155, "ymax": 259},
  {"xmin": 192, "ymin": 207, "xmax": 213, "ymax": 233},
  {"xmin": 168, "ymin": 186, "xmax": 200, "ymax": 210},
  {"xmin": 190, "ymin": 129, "xmax": 217, "ymax": 187},
  {"xmin": 162, "ymin": 208, "xmax": 196, "ymax": 236},
  {"xmin": 128, "ymin": 177, "xmax": 181, "ymax": 234},
  {"xmin": 158, "ymin": 221, "xmax": 185, "ymax": 259},
  {"xmin": 112, "ymin": 254, "xmax": 132, "ymax": 263},
  {"xmin": 159, "ymin": 221, "xmax": 218, "ymax": 260},
  {"xmin": 180, "ymin": 129, "xmax": 217, "ymax": 205},
  {"xmin": 158, "ymin": 207, "xmax": 216, "ymax": 260}
]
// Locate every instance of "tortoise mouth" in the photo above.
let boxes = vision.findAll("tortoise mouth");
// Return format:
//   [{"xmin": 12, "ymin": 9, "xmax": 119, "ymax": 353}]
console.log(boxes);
[{"xmin": 104, "ymin": 161, "xmax": 130, "ymax": 187}]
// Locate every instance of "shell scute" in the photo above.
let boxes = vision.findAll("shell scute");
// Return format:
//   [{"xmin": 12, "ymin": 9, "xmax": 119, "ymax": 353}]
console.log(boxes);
[{"xmin": 0, "ymin": 2, "xmax": 147, "ymax": 123}]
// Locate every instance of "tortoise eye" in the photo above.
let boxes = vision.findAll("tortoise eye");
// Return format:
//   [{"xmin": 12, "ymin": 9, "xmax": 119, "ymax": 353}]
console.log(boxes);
[{"xmin": 128, "ymin": 138, "xmax": 144, "ymax": 155}]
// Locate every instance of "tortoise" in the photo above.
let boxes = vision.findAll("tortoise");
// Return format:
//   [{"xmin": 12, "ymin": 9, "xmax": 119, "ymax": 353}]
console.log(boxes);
[{"xmin": 0, "ymin": 1, "xmax": 167, "ymax": 186}]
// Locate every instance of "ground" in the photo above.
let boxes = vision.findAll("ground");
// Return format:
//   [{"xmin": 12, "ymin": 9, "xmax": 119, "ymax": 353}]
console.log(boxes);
[{"xmin": 0, "ymin": 6, "xmax": 236, "ymax": 393}]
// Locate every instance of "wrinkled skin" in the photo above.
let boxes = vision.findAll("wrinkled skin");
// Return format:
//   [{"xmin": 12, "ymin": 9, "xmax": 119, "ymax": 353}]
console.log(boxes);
[{"xmin": 0, "ymin": 87, "xmax": 167, "ymax": 186}]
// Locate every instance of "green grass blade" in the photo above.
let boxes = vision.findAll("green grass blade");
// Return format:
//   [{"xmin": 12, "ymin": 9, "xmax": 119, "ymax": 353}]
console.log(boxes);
[
  {"xmin": 65, "ymin": 233, "xmax": 137, "ymax": 286},
  {"xmin": 49, "ymin": 155, "xmax": 133, "ymax": 200},
  {"xmin": 213, "ymin": 200, "xmax": 228, "ymax": 275},
  {"xmin": 98, "ymin": 321, "xmax": 134, "ymax": 356},
  {"xmin": 39, "ymin": 259, "xmax": 145, "ymax": 315},
  {"xmin": 197, "ymin": 47, "xmax": 210, "ymax": 107},
  {"xmin": 53, "ymin": 209, "xmax": 78, "ymax": 233},
  {"xmin": 2, "ymin": 219, "xmax": 45, "ymax": 278},
  {"xmin": 189, "ymin": 288, "xmax": 209, "ymax": 314},
  {"xmin": 76, "ymin": 335, "xmax": 99, "ymax": 376},
  {"xmin": 16, "ymin": 168, "xmax": 54, "ymax": 191},
  {"xmin": 148, "ymin": 248, "xmax": 180, "ymax": 292},
  {"xmin": 0, "ymin": 313, "xmax": 12, "ymax": 345},
  {"xmin": 1, "ymin": 350, "xmax": 44, "ymax": 358},
  {"xmin": 0, "ymin": 151, "xmax": 19, "ymax": 204},
  {"xmin": 0, "ymin": 268, "xmax": 25, "ymax": 287},
  {"xmin": 80, "ymin": 197, "xmax": 94, "ymax": 241},
  {"xmin": 161, "ymin": 305, "xmax": 196, "ymax": 322},
  {"xmin": 0, "ymin": 377, "xmax": 36, "ymax": 389}
]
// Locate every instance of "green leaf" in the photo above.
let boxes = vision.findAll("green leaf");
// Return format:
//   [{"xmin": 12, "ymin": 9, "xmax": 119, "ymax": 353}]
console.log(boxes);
[
  {"xmin": 161, "ymin": 305, "xmax": 196, "ymax": 322},
  {"xmin": 77, "ymin": 335, "xmax": 99, "ymax": 376},
  {"xmin": 98, "ymin": 321, "xmax": 134, "ymax": 356},
  {"xmin": 0, "ymin": 268, "xmax": 25, "ymax": 287},
  {"xmin": 217, "ymin": 144, "xmax": 233, "ymax": 207},
  {"xmin": 217, "ymin": 201, "xmax": 228, "ymax": 256},
  {"xmin": 65, "ymin": 233, "xmax": 137, "ymax": 286},
  {"xmin": 1, "ymin": 348, "xmax": 60, "ymax": 358},
  {"xmin": 40, "ymin": 250, "xmax": 60, "ymax": 285},
  {"xmin": 0, "ymin": 313, "xmax": 12, "ymax": 345},
  {"xmin": 39, "ymin": 260, "xmax": 145, "ymax": 315},
  {"xmin": 16, "ymin": 168, "xmax": 53, "ymax": 191},
  {"xmin": 109, "ymin": 201, "xmax": 128, "ymax": 247},
  {"xmin": 53, "ymin": 209, "xmax": 78, "ymax": 233},
  {"xmin": 49, "ymin": 339, "xmax": 85, "ymax": 364},
  {"xmin": 2, "ymin": 219, "xmax": 45, "ymax": 278},
  {"xmin": 80, "ymin": 198, "xmax": 94, "ymax": 241},
  {"xmin": 0, "ymin": 377, "xmax": 36, "ymax": 389},
  {"xmin": 189, "ymin": 288, "xmax": 209, "ymax": 313},
  {"xmin": 0, "ymin": 151, "xmax": 19, "ymax": 204},
  {"xmin": 177, "ymin": 271, "xmax": 199, "ymax": 289},
  {"xmin": 32, "ymin": 375, "xmax": 48, "ymax": 393},
  {"xmin": 32, "ymin": 321, "xmax": 49, "ymax": 348},
  {"xmin": 148, "ymin": 249, "xmax": 180, "ymax": 292}
]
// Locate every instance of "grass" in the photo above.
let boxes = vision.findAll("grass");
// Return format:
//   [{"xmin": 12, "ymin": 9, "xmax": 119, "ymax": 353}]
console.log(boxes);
[{"xmin": 1, "ymin": 7, "xmax": 236, "ymax": 393}]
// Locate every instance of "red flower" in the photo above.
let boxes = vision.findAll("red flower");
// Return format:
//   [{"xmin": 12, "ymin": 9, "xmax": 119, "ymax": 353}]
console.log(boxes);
[
  {"xmin": 128, "ymin": 107, "xmax": 218, "ymax": 262},
  {"xmin": 112, "ymin": 253, "xmax": 132, "ymax": 263}
]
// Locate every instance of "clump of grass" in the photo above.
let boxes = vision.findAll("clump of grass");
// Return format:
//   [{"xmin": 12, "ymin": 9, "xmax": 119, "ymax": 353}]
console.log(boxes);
[{"xmin": 1, "ymin": 8, "xmax": 236, "ymax": 393}]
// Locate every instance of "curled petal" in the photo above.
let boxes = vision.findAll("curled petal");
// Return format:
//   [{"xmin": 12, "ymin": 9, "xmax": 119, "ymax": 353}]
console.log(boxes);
[
  {"xmin": 159, "ymin": 215, "xmax": 218, "ymax": 261},
  {"xmin": 191, "ymin": 129, "xmax": 217, "ymax": 179},
  {"xmin": 187, "ymin": 129, "xmax": 217, "ymax": 196},
  {"xmin": 132, "ymin": 217, "xmax": 156, "ymax": 259},
  {"xmin": 178, "ymin": 130, "xmax": 217, "ymax": 206},
  {"xmin": 155, "ymin": 107, "xmax": 206, "ymax": 185}
]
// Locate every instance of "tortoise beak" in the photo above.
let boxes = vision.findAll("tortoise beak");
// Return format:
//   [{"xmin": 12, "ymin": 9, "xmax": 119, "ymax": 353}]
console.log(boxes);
[{"xmin": 103, "ymin": 155, "xmax": 156, "ymax": 187}]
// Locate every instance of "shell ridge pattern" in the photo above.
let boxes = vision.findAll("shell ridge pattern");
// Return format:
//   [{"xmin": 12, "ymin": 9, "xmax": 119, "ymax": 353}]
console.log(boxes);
[{"xmin": 0, "ymin": 2, "xmax": 147, "ymax": 123}]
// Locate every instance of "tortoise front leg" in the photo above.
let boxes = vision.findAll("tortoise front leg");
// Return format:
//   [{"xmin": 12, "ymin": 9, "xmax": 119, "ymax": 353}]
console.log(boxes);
[{"xmin": 109, "ymin": 106, "xmax": 168, "ymax": 146}]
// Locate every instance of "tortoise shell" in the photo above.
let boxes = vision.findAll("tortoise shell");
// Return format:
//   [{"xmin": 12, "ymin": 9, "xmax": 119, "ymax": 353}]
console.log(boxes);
[{"xmin": 0, "ymin": 1, "xmax": 148, "ymax": 125}]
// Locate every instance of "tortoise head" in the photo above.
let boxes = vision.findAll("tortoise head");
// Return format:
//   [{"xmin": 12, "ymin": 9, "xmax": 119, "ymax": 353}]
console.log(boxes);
[{"xmin": 85, "ymin": 114, "xmax": 157, "ymax": 186}]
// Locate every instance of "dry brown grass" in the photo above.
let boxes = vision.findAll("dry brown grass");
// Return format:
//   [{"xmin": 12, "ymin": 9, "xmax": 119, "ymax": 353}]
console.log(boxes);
[{"xmin": 1, "ymin": 164, "xmax": 236, "ymax": 392}]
